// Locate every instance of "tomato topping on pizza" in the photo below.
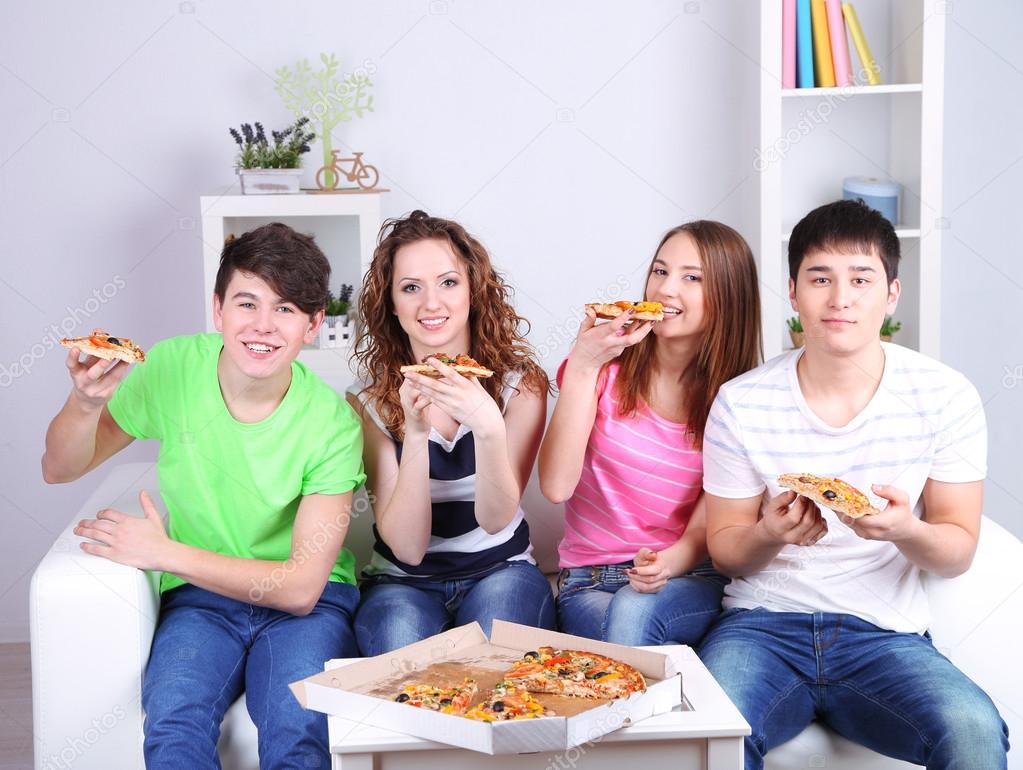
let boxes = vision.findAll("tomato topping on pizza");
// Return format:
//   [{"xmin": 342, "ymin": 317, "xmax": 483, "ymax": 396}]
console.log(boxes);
[
  {"xmin": 777, "ymin": 473, "xmax": 880, "ymax": 518},
  {"xmin": 60, "ymin": 330, "xmax": 146, "ymax": 363}
]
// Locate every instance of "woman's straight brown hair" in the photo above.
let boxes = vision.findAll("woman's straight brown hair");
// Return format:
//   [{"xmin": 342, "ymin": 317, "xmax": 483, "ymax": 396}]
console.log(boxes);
[{"xmin": 614, "ymin": 221, "xmax": 763, "ymax": 449}]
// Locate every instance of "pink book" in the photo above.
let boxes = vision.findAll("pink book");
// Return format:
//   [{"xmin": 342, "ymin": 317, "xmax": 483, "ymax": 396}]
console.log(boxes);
[
  {"xmin": 783, "ymin": 0, "xmax": 797, "ymax": 88},
  {"xmin": 825, "ymin": 0, "xmax": 852, "ymax": 86}
]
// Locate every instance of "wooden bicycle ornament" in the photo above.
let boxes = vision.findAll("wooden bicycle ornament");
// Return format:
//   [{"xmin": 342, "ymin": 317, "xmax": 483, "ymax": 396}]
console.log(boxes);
[{"xmin": 315, "ymin": 150, "xmax": 383, "ymax": 192}]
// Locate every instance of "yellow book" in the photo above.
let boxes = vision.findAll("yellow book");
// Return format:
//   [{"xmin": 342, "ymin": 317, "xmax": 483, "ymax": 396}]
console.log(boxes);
[
  {"xmin": 842, "ymin": 2, "xmax": 881, "ymax": 85},
  {"xmin": 811, "ymin": 0, "xmax": 836, "ymax": 87}
]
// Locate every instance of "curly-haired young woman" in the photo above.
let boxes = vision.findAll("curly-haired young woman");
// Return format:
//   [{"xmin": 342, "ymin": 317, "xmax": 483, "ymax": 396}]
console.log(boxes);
[{"xmin": 347, "ymin": 210, "xmax": 555, "ymax": 655}]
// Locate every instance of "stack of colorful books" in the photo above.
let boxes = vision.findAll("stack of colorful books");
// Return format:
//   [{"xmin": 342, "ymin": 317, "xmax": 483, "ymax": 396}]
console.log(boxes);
[{"xmin": 783, "ymin": 0, "xmax": 881, "ymax": 88}]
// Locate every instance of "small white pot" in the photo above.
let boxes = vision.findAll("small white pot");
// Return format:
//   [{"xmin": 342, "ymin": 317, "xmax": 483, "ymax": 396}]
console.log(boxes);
[{"xmin": 238, "ymin": 168, "xmax": 302, "ymax": 195}]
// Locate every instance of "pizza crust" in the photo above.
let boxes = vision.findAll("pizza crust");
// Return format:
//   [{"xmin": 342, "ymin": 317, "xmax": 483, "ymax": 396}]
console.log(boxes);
[
  {"xmin": 585, "ymin": 301, "xmax": 664, "ymax": 322},
  {"xmin": 399, "ymin": 364, "xmax": 494, "ymax": 379},
  {"xmin": 777, "ymin": 473, "xmax": 880, "ymax": 518},
  {"xmin": 60, "ymin": 330, "xmax": 146, "ymax": 363}
]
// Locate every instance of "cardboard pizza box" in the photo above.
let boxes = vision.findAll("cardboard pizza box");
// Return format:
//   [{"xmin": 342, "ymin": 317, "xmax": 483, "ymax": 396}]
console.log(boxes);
[{"xmin": 290, "ymin": 620, "xmax": 683, "ymax": 754}]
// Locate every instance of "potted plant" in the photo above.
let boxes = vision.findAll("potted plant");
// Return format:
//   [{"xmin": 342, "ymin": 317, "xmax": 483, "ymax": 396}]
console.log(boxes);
[
  {"xmin": 229, "ymin": 118, "xmax": 315, "ymax": 194},
  {"xmin": 325, "ymin": 283, "xmax": 354, "ymax": 323},
  {"xmin": 787, "ymin": 316, "xmax": 804, "ymax": 348},
  {"xmin": 880, "ymin": 315, "xmax": 901, "ymax": 342},
  {"xmin": 319, "ymin": 283, "xmax": 355, "ymax": 348}
]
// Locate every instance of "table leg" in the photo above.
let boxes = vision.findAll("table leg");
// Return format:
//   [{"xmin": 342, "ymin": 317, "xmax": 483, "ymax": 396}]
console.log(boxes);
[
  {"xmin": 707, "ymin": 736, "xmax": 743, "ymax": 770},
  {"xmin": 332, "ymin": 752, "xmax": 375, "ymax": 770}
]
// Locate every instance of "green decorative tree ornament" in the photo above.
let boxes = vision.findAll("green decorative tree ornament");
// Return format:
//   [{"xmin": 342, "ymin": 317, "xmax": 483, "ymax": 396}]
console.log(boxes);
[{"xmin": 274, "ymin": 53, "xmax": 374, "ymax": 189}]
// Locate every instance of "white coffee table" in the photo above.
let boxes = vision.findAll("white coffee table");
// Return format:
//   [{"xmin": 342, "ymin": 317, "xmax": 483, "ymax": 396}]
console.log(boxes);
[{"xmin": 325, "ymin": 645, "xmax": 750, "ymax": 770}]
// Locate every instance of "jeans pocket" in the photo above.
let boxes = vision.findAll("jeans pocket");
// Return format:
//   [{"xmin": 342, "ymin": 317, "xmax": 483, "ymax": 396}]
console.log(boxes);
[{"xmin": 556, "ymin": 568, "xmax": 596, "ymax": 597}]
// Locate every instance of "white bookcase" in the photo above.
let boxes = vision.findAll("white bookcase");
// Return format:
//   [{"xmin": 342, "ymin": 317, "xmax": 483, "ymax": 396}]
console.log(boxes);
[
  {"xmin": 199, "ymin": 193, "xmax": 382, "ymax": 391},
  {"xmin": 759, "ymin": 0, "xmax": 946, "ymax": 359}
]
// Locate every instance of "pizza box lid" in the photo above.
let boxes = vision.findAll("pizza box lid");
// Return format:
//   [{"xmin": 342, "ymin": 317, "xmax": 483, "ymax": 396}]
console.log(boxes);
[{"xmin": 290, "ymin": 620, "xmax": 683, "ymax": 754}]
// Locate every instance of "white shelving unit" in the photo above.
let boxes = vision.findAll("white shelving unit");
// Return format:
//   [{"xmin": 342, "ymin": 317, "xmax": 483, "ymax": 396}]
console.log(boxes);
[
  {"xmin": 199, "ymin": 193, "xmax": 383, "ymax": 391},
  {"xmin": 759, "ymin": 0, "xmax": 946, "ymax": 359}
]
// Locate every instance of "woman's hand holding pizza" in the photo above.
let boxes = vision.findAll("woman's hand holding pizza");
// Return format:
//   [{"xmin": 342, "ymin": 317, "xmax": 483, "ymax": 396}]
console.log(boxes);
[
  {"xmin": 759, "ymin": 490, "xmax": 829, "ymax": 547},
  {"xmin": 842, "ymin": 484, "xmax": 920, "ymax": 542},
  {"xmin": 74, "ymin": 490, "xmax": 173, "ymax": 571},
  {"xmin": 64, "ymin": 345, "xmax": 130, "ymax": 412},
  {"xmin": 566, "ymin": 307, "xmax": 654, "ymax": 375},
  {"xmin": 398, "ymin": 377, "xmax": 433, "ymax": 439},
  {"xmin": 626, "ymin": 547, "xmax": 671, "ymax": 593},
  {"xmin": 404, "ymin": 357, "xmax": 505, "ymax": 439}
]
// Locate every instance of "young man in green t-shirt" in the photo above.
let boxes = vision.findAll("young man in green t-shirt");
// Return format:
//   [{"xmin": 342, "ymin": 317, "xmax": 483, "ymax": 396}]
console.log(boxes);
[{"xmin": 42, "ymin": 223, "xmax": 366, "ymax": 770}]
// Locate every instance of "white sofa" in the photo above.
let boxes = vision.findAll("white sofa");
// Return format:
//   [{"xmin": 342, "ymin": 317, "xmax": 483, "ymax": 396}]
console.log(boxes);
[{"xmin": 31, "ymin": 462, "xmax": 1021, "ymax": 769}]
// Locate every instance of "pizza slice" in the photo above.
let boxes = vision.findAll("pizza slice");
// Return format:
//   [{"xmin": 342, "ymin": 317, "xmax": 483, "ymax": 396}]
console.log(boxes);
[
  {"xmin": 585, "ymin": 300, "xmax": 664, "ymax": 321},
  {"xmin": 393, "ymin": 677, "xmax": 478, "ymax": 715},
  {"xmin": 399, "ymin": 353, "xmax": 494, "ymax": 379},
  {"xmin": 504, "ymin": 647, "xmax": 646, "ymax": 700},
  {"xmin": 464, "ymin": 681, "xmax": 553, "ymax": 721},
  {"xmin": 60, "ymin": 330, "xmax": 146, "ymax": 363},
  {"xmin": 777, "ymin": 473, "xmax": 880, "ymax": 519}
]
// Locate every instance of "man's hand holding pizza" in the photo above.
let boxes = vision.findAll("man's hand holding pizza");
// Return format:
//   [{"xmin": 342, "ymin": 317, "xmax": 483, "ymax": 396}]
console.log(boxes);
[
  {"xmin": 64, "ymin": 345, "xmax": 130, "ymax": 413},
  {"xmin": 758, "ymin": 490, "xmax": 829, "ymax": 548},
  {"xmin": 840, "ymin": 483, "xmax": 921, "ymax": 543}
]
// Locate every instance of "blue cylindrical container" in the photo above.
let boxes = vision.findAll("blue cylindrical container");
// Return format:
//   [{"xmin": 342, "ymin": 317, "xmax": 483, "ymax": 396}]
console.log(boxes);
[{"xmin": 842, "ymin": 177, "xmax": 900, "ymax": 226}]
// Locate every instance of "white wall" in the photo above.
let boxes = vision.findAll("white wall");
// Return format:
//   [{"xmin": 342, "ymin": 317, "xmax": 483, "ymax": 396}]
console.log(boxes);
[
  {"xmin": 941, "ymin": 0, "xmax": 1023, "ymax": 542},
  {"xmin": 0, "ymin": 1, "xmax": 1016, "ymax": 644}
]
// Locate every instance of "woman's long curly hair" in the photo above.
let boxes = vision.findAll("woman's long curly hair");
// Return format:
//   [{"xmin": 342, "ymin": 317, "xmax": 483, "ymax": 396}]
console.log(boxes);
[
  {"xmin": 354, "ymin": 210, "xmax": 550, "ymax": 439},
  {"xmin": 614, "ymin": 220, "xmax": 763, "ymax": 449}
]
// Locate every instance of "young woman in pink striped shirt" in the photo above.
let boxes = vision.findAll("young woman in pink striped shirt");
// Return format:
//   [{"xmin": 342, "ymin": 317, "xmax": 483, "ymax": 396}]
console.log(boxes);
[{"xmin": 538, "ymin": 221, "xmax": 762, "ymax": 645}]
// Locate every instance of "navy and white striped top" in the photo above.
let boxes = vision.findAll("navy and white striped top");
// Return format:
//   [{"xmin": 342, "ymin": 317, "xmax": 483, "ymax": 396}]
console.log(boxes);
[{"xmin": 350, "ymin": 372, "xmax": 535, "ymax": 581}]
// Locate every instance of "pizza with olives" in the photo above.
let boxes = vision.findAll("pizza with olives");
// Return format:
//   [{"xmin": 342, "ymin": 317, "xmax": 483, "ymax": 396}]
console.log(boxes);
[
  {"xmin": 777, "ymin": 473, "xmax": 880, "ymax": 519},
  {"xmin": 463, "ymin": 681, "xmax": 552, "ymax": 722},
  {"xmin": 393, "ymin": 677, "xmax": 478, "ymax": 715},
  {"xmin": 60, "ymin": 330, "xmax": 146, "ymax": 363},
  {"xmin": 502, "ymin": 647, "xmax": 646, "ymax": 699}
]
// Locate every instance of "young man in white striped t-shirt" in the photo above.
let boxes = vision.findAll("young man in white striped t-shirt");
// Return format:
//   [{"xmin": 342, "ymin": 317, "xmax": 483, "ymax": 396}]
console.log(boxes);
[{"xmin": 700, "ymin": 200, "xmax": 1008, "ymax": 770}]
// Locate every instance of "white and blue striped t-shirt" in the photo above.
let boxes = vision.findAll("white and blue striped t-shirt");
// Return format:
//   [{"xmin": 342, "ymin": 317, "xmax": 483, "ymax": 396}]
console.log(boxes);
[
  {"xmin": 350, "ymin": 373, "xmax": 535, "ymax": 581},
  {"xmin": 703, "ymin": 343, "xmax": 987, "ymax": 634}
]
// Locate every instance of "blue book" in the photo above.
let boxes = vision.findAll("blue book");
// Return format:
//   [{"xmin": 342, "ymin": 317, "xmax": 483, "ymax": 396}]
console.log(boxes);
[{"xmin": 796, "ymin": 0, "xmax": 815, "ymax": 87}]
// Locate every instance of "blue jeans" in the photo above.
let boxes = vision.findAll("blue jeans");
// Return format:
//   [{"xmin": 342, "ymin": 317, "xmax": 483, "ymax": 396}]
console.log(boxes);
[
  {"xmin": 142, "ymin": 581, "xmax": 359, "ymax": 770},
  {"xmin": 699, "ymin": 608, "xmax": 1009, "ymax": 770},
  {"xmin": 355, "ymin": 560, "xmax": 556, "ymax": 656},
  {"xmin": 556, "ymin": 560, "xmax": 727, "ymax": 646}
]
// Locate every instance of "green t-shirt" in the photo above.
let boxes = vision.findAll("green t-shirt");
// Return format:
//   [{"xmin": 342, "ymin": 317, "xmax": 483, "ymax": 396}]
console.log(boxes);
[{"xmin": 108, "ymin": 333, "xmax": 366, "ymax": 593}]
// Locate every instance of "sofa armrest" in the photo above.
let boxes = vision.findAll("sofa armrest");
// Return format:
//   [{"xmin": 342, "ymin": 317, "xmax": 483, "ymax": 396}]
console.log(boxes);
[{"xmin": 30, "ymin": 463, "xmax": 162, "ymax": 770}]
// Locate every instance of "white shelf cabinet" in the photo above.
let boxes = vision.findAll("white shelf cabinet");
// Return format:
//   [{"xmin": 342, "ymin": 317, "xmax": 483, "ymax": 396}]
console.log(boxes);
[
  {"xmin": 199, "ymin": 193, "xmax": 382, "ymax": 391},
  {"xmin": 759, "ymin": 0, "xmax": 946, "ymax": 359}
]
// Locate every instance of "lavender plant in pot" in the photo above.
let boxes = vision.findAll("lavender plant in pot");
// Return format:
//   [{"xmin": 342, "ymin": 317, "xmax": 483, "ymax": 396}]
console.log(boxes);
[{"xmin": 229, "ymin": 117, "xmax": 315, "ymax": 194}]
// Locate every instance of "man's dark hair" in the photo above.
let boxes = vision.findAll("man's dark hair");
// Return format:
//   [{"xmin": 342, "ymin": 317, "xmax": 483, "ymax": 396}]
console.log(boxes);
[
  {"xmin": 788, "ymin": 199, "xmax": 900, "ymax": 285},
  {"xmin": 213, "ymin": 222, "xmax": 330, "ymax": 316}
]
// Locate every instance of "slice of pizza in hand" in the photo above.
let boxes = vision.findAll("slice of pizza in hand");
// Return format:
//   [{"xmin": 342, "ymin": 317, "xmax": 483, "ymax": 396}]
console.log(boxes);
[
  {"xmin": 585, "ymin": 300, "xmax": 664, "ymax": 322},
  {"xmin": 393, "ymin": 677, "xmax": 478, "ymax": 715},
  {"xmin": 464, "ymin": 681, "xmax": 553, "ymax": 721},
  {"xmin": 60, "ymin": 330, "xmax": 146, "ymax": 363},
  {"xmin": 399, "ymin": 353, "xmax": 494, "ymax": 379},
  {"xmin": 777, "ymin": 473, "xmax": 880, "ymax": 519}
]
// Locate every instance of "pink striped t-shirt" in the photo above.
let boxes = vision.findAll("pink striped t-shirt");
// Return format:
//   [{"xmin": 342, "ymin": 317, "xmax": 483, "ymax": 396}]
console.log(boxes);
[{"xmin": 556, "ymin": 360, "xmax": 703, "ymax": 568}]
